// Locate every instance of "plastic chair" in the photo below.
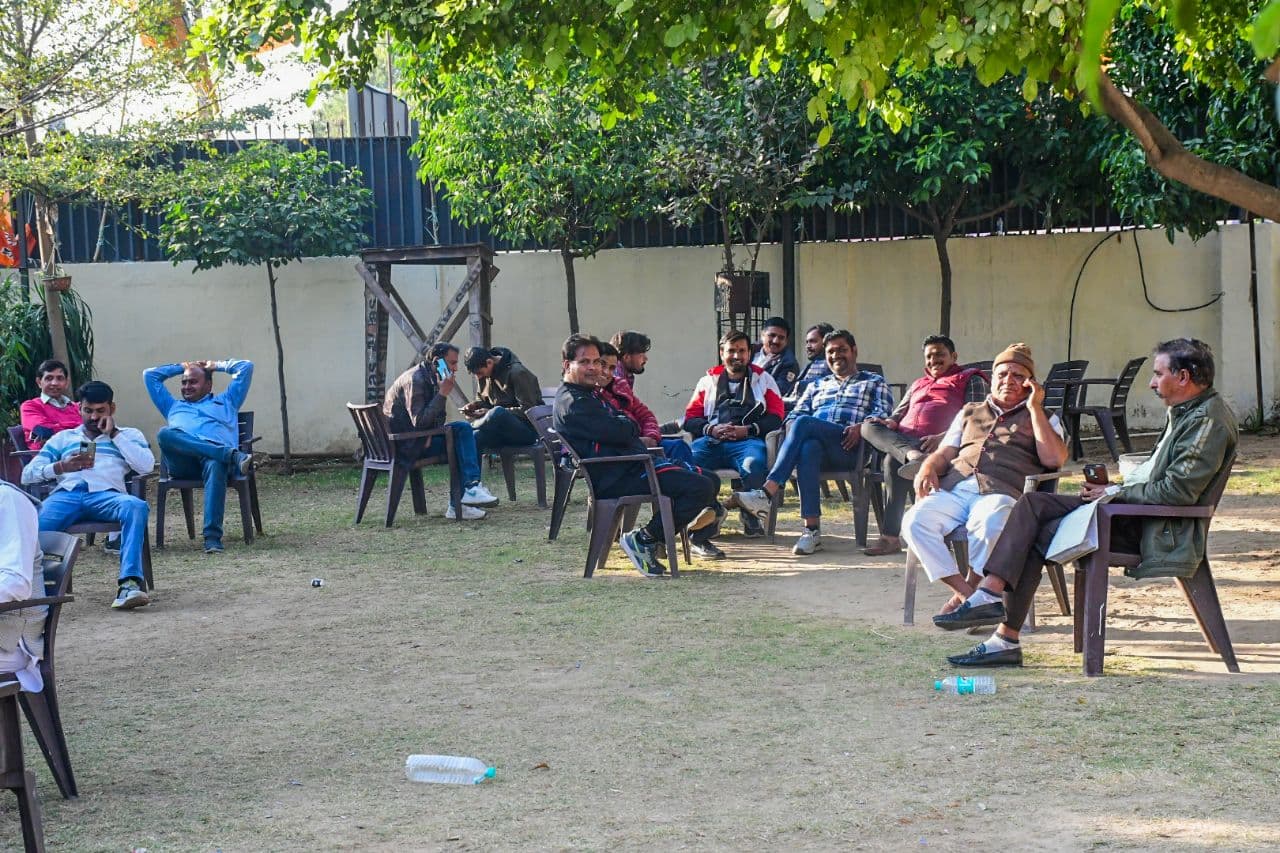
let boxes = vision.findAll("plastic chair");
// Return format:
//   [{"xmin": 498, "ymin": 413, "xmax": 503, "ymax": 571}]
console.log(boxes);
[
  {"xmin": 0, "ymin": 679, "xmax": 44, "ymax": 851},
  {"xmin": 1065, "ymin": 357, "xmax": 1146, "ymax": 461},
  {"xmin": 347, "ymin": 403, "xmax": 462, "ymax": 526},
  {"xmin": 527, "ymin": 405, "xmax": 579, "ymax": 541},
  {"xmin": 155, "ymin": 411, "xmax": 263, "ymax": 548}
]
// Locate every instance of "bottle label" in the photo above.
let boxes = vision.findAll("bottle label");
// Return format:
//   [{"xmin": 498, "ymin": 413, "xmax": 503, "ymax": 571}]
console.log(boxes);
[{"xmin": 956, "ymin": 677, "xmax": 974, "ymax": 694}]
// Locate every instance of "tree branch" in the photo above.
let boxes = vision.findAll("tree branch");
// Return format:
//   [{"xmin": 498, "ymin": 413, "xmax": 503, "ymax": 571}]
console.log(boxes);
[
  {"xmin": 1098, "ymin": 69, "xmax": 1280, "ymax": 221},
  {"xmin": 953, "ymin": 175, "xmax": 1028, "ymax": 226}
]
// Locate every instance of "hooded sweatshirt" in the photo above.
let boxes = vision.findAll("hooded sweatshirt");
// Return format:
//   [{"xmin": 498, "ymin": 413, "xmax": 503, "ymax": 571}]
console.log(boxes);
[{"xmin": 475, "ymin": 347, "xmax": 543, "ymax": 412}]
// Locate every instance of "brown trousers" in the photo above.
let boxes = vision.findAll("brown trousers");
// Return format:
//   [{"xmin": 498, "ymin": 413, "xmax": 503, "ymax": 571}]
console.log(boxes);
[{"xmin": 985, "ymin": 491, "xmax": 1141, "ymax": 628}]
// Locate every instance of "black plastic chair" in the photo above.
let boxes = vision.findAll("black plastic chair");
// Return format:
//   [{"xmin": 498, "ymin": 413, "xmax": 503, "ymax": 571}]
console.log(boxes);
[
  {"xmin": 347, "ymin": 403, "xmax": 462, "ymax": 527},
  {"xmin": 1042, "ymin": 360, "xmax": 1090, "ymax": 416},
  {"xmin": 155, "ymin": 411, "xmax": 263, "ymax": 548},
  {"xmin": 1065, "ymin": 357, "xmax": 1147, "ymax": 461},
  {"xmin": 527, "ymin": 406, "xmax": 578, "ymax": 541}
]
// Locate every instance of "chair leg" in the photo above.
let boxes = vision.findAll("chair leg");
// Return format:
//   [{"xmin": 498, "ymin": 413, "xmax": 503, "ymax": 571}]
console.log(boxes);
[
  {"xmin": 533, "ymin": 449, "xmax": 548, "ymax": 508},
  {"xmin": 180, "ymin": 489, "xmax": 196, "ymax": 540},
  {"xmin": 19, "ymin": 689, "xmax": 77, "ymax": 799},
  {"xmin": 141, "ymin": 538, "xmax": 155, "ymax": 592},
  {"xmin": 236, "ymin": 481, "xmax": 255, "ymax": 544},
  {"xmin": 852, "ymin": 480, "xmax": 871, "ymax": 547},
  {"xmin": 385, "ymin": 465, "xmax": 409, "ymax": 527},
  {"xmin": 409, "ymin": 470, "xmax": 427, "ymax": 515},
  {"xmin": 1079, "ymin": 553, "xmax": 1110, "ymax": 676},
  {"xmin": 355, "ymin": 466, "xmax": 379, "ymax": 524},
  {"xmin": 620, "ymin": 504, "xmax": 640, "ymax": 536},
  {"xmin": 657, "ymin": 496, "xmax": 679, "ymax": 577},
  {"xmin": 1073, "ymin": 564, "xmax": 1085, "ymax": 653},
  {"xmin": 500, "ymin": 450, "xmax": 518, "ymax": 502},
  {"xmin": 1175, "ymin": 560, "xmax": 1240, "ymax": 673},
  {"xmin": 820, "ymin": 481, "xmax": 832, "ymax": 499},
  {"xmin": 1046, "ymin": 562, "xmax": 1071, "ymax": 616},
  {"xmin": 155, "ymin": 484, "xmax": 169, "ymax": 549},
  {"xmin": 767, "ymin": 490, "xmax": 781, "ymax": 545},
  {"xmin": 834, "ymin": 480, "xmax": 850, "ymax": 502},
  {"xmin": 1115, "ymin": 415, "xmax": 1133, "ymax": 454},
  {"xmin": 903, "ymin": 550, "xmax": 920, "ymax": 626},
  {"xmin": 1069, "ymin": 412, "xmax": 1084, "ymax": 461},
  {"xmin": 548, "ymin": 467, "xmax": 573, "ymax": 541},
  {"xmin": 1094, "ymin": 411, "xmax": 1121, "ymax": 462},
  {"xmin": 1, "ymin": 692, "xmax": 45, "ymax": 852},
  {"xmin": 584, "ymin": 503, "xmax": 621, "ymax": 578},
  {"xmin": 249, "ymin": 472, "xmax": 264, "ymax": 533},
  {"xmin": 448, "ymin": 451, "xmax": 464, "ymax": 524}
]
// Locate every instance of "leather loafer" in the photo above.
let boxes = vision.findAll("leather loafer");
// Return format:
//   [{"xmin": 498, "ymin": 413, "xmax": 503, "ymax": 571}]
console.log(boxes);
[
  {"xmin": 932, "ymin": 599, "xmax": 1006, "ymax": 631},
  {"xmin": 947, "ymin": 641, "xmax": 1023, "ymax": 667}
]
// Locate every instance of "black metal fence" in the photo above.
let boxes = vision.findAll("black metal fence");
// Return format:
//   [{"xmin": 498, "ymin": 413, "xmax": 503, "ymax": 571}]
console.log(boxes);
[{"xmin": 20, "ymin": 131, "xmax": 1134, "ymax": 266}]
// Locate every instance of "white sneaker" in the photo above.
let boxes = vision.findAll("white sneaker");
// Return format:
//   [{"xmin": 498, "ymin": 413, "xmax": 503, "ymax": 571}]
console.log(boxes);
[
  {"xmin": 445, "ymin": 503, "xmax": 487, "ymax": 520},
  {"xmin": 734, "ymin": 488, "xmax": 772, "ymax": 521},
  {"xmin": 462, "ymin": 484, "xmax": 500, "ymax": 507},
  {"xmin": 792, "ymin": 527, "xmax": 823, "ymax": 555}
]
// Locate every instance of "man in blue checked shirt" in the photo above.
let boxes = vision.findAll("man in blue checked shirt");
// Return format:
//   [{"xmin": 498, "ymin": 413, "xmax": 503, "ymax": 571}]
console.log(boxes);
[
  {"xmin": 144, "ymin": 358, "xmax": 254, "ymax": 554},
  {"xmin": 22, "ymin": 381, "xmax": 156, "ymax": 610},
  {"xmin": 735, "ymin": 330, "xmax": 893, "ymax": 556}
]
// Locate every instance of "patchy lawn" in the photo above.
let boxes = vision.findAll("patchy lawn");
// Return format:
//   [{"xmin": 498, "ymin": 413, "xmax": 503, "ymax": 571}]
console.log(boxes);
[{"xmin": 4, "ymin": 437, "xmax": 1279, "ymax": 851}]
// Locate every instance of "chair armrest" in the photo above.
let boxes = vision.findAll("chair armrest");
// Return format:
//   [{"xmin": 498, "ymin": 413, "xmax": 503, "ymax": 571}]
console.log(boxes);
[
  {"xmin": 387, "ymin": 427, "xmax": 447, "ymax": 442},
  {"xmin": 647, "ymin": 447, "xmax": 666, "ymax": 458},
  {"xmin": 1023, "ymin": 471, "xmax": 1069, "ymax": 493},
  {"xmin": 127, "ymin": 471, "xmax": 155, "ymax": 499},
  {"xmin": 1078, "ymin": 377, "xmax": 1119, "ymax": 386},
  {"xmin": 1099, "ymin": 504, "xmax": 1215, "ymax": 520},
  {"xmin": 577, "ymin": 453, "xmax": 654, "ymax": 466},
  {"xmin": 8, "ymin": 449, "xmax": 37, "ymax": 459},
  {"xmin": 0, "ymin": 594, "xmax": 74, "ymax": 613},
  {"xmin": 243, "ymin": 436, "xmax": 263, "ymax": 447}
]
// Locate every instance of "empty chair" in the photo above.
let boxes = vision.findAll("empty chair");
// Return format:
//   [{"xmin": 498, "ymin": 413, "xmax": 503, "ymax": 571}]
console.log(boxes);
[
  {"xmin": 1065, "ymin": 357, "xmax": 1147, "ymax": 461},
  {"xmin": 347, "ymin": 403, "xmax": 462, "ymax": 526}
]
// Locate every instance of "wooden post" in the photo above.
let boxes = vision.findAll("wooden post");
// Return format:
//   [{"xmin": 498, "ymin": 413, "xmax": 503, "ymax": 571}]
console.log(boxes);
[{"xmin": 364, "ymin": 285, "xmax": 388, "ymax": 403}]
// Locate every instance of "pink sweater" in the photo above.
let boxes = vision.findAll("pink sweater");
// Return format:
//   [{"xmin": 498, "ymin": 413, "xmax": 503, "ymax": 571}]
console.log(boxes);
[{"xmin": 19, "ymin": 397, "xmax": 82, "ymax": 450}]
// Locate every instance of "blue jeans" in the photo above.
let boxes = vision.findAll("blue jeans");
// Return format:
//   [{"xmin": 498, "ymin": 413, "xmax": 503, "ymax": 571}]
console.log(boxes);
[
  {"xmin": 767, "ymin": 416, "xmax": 860, "ymax": 519},
  {"xmin": 661, "ymin": 438, "xmax": 694, "ymax": 465},
  {"xmin": 472, "ymin": 406, "xmax": 538, "ymax": 453},
  {"xmin": 158, "ymin": 426, "xmax": 237, "ymax": 545},
  {"xmin": 40, "ymin": 484, "xmax": 148, "ymax": 583},
  {"xmin": 691, "ymin": 436, "xmax": 769, "ymax": 490},
  {"xmin": 425, "ymin": 421, "xmax": 482, "ymax": 489}
]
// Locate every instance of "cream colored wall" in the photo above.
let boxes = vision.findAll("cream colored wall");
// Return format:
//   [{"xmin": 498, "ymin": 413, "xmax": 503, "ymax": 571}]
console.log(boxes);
[{"xmin": 64, "ymin": 224, "xmax": 1270, "ymax": 454}]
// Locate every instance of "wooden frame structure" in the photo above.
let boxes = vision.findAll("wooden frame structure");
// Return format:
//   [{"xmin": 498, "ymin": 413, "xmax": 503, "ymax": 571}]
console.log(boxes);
[{"xmin": 357, "ymin": 244, "xmax": 499, "ymax": 403}]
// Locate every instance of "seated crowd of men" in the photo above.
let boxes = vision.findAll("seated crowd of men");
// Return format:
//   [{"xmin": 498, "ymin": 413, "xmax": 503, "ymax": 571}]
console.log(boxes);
[{"xmin": 6, "ymin": 324, "xmax": 1237, "ymax": 671}]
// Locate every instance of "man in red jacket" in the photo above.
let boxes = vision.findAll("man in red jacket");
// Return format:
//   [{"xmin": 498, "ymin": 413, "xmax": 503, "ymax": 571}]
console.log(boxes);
[
  {"xmin": 597, "ymin": 342, "xmax": 695, "ymax": 466},
  {"xmin": 19, "ymin": 359, "xmax": 82, "ymax": 450}
]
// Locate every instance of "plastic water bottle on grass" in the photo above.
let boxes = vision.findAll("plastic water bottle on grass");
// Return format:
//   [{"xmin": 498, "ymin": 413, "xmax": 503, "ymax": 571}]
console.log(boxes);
[
  {"xmin": 405, "ymin": 754, "xmax": 496, "ymax": 784},
  {"xmin": 934, "ymin": 676, "xmax": 996, "ymax": 695}
]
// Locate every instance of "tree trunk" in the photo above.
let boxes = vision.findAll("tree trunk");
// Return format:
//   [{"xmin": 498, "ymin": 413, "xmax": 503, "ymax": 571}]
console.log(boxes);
[
  {"xmin": 1098, "ymin": 71, "xmax": 1280, "ymax": 221},
  {"xmin": 21, "ymin": 117, "xmax": 69, "ymax": 367},
  {"xmin": 266, "ymin": 263, "xmax": 293, "ymax": 474},
  {"xmin": 933, "ymin": 230, "xmax": 953, "ymax": 337},
  {"xmin": 560, "ymin": 246, "xmax": 580, "ymax": 334}
]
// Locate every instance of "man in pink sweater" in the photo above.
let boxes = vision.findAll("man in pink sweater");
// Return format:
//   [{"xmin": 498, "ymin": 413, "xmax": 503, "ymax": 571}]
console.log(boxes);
[{"xmin": 19, "ymin": 359, "xmax": 82, "ymax": 450}]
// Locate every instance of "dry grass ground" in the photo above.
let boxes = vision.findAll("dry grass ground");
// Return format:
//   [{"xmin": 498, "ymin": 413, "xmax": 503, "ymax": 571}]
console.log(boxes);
[{"xmin": 3, "ymin": 436, "xmax": 1279, "ymax": 851}]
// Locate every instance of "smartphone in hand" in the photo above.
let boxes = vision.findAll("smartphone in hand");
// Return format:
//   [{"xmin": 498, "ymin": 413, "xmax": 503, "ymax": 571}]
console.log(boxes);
[
  {"xmin": 1083, "ymin": 463, "xmax": 1109, "ymax": 485},
  {"xmin": 435, "ymin": 358, "xmax": 451, "ymax": 380}
]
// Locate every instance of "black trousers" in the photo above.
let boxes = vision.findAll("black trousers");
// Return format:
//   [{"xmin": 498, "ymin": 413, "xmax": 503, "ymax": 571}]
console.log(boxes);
[
  {"xmin": 861, "ymin": 422, "xmax": 921, "ymax": 537},
  {"xmin": 985, "ymin": 491, "xmax": 1141, "ymax": 628},
  {"xmin": 598, "ymin": 468, "xmax": 721, "ymax": 541}
]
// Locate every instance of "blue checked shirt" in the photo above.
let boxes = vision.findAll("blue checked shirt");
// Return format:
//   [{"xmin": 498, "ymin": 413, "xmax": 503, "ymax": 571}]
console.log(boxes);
[
  {"xmin": 788, "ymin": 369, "xmax": 894, "ymax": 426},
  {"xmin": 21, "ymin": 425, "xmax": 155, "ymax": 493}
]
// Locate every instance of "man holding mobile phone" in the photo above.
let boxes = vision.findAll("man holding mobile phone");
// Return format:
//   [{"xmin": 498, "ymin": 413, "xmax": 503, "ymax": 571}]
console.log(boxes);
[
  {"xmin": 22, "ymin": 381, "xmax": 155, "ymax": 610},
  {"xmin": 460, "ymin": 346, "xmax": 543, "ymax": 454}
]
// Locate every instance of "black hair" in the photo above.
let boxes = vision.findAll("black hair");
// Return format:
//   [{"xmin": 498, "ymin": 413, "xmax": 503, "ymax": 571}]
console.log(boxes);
[
  {"xmin": 610, "ymin": 330, "xmax": 650, "ymax": 356},
  {"xmin": 1155, "ymin": 338, "xmax": 1215, "ymax": 387},
  {"xmin": 463, "ymin": 346, "xmax": 494, "ymax": 373},
  {"xmin": 35, "ymin": 358, "xmax": 68, "ymax": 380},
  {"xmin": 922, "ymin": 334, "xmax": 956, "ymax": 353},
  {"xmin": 425, "ymin": 342, "xmax": 458, "ymax": 363},
  {"xmin": 719, "ymin": 329, "xmax": 750, "ymax": 348},
  {"xmin": 76, "ymin": 380, "xmax": 114, "ymax": 404},
  {"xmin": 823, "ymin": 329, "xmax": 857, "ymax": 350},
  {"xmin": 563, "ymin": 333, "xmax": 602, "ymax": 363},
  {"xmin": 806, "ymin": 322, "xmax": 834, "ymax": 338},
  {"xmin": 597, "ymin": 341, "xmax": 620, "ymax": 358},
  {"xmin": 762, "ymin": 316, "xmax": 790, "ymax": 336}
]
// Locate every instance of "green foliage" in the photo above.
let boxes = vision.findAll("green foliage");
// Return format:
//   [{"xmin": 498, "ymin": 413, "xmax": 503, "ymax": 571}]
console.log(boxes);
[
  {"xmin": 0, "ymin": 132, "xmax": 178, "ymax": 212},
  {"xmin": 0, "ymin": 275, "xmax": 95, "ymax": 424},
  {"xmin": 404, "ymin": 51, "xmax": 656, "ymax": 259},
  {"xmin": 159, "ymin": 143, "xmax": 372, "ymax": 269},
  {"xmin": 649, "ymin": 56, "xmax": 827, "ymax": 273}
]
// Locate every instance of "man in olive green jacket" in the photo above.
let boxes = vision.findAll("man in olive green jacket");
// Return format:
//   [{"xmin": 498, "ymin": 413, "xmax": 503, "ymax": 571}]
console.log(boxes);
[{"xmin": 933, "ymin": 338, "xmax": 1237, "ymax": 667}]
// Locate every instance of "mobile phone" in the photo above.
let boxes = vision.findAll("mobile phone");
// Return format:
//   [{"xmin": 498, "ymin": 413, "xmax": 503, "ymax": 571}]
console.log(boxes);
[
  {"xmin": 78, "ymin": 439, "xmax": 96, "ymax": 462},
  {"xmin": 435, "ymin": 358, "xmax": 451, "ymax": 379},
  {"xmin": 1083, "ymin": 463, "xmax": 1109, "ymax": 485}
]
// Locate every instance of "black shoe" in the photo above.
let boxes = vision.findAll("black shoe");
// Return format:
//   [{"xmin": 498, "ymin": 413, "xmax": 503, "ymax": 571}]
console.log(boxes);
[
  {"xmin": 947, "ymin": 641, "xmax": 1023, "ymax": 667},
  {"xmin": 690, "ymin": 541, "xmax": 726, "ymax": 560},
  {"xmin": 740, "ymin": 510, "xmax": 765, "ymax": 538},
  {"xmin": 932, "ymin": 599, "xmax": 1006, "ymax": 631}
]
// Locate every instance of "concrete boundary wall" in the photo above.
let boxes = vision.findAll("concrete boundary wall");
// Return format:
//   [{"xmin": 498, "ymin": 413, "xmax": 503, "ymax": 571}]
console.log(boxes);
[{"xmin": 63, "ymin": 223, "xmax": 1277, "ymax": 454}]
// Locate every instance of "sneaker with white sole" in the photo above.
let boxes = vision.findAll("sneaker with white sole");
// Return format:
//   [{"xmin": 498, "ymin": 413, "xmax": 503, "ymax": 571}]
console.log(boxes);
[
  {"xmin": 461, "ymin": 484, "xmax": 500, "ymax": 507},
  {"xmin": 792, "ymin": 527, "xmax": 823, "ymax": 555},
  {"xmin": 445, "ymin": 503, "xmax": 487, "ymax": 520},
  {"xmin": 112, "ymin": 579, "xmax": 150, "ymax": 610},
  {"xmin": 619, "ymin": 530, "xmax": 665, "ymax": 577},
  {"xmin": 734, "ymin": 488, "xmax": 773, "ymax": 521},
  {"xmin": 690, "ymin": 541, "xmax": 726, "ymax": 560}
]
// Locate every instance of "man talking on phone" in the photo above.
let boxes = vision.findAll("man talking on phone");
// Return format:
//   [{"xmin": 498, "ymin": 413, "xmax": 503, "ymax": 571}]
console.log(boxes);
[
  {"xmin": 936, "ymin": 338, "xmax": 1237, "ymax": 667},
  {"xmin": 22, "ymin": 380, "xmax": 155, "ymax": 610},
  {"xmin": 899, "ymin": 343, "xmax": 1068, "ymax": 618}
]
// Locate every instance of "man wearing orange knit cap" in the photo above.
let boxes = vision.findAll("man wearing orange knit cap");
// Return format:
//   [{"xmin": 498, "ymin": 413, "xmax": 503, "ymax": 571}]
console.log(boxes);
[{"xmin": 899, "ymin": 343, "xmax": 1069, "ymax": 620}]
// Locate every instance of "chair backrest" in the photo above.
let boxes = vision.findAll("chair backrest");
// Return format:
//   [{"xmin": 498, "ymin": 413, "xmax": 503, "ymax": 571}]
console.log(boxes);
[
  {"xmin": 858, "ymin": 362, "xmax": 884, "ymax": 378},
  {"xmin": 347, "ymin": 403, "xmax": 394, "ymax": 464},
  {"xmin": 6, "ymin": 424, "xmax": 28, "ymax": 453},
  {"xmin": 37, "ymin": 531, "xmax": 79, "ymax": 671},
  {"xmin": 1042, "ymin": 360, "xmax": 1089, "ymax": 413},
  {"xmin": 961, "ymin": 360, "xmax": 993, "ymax": 374},
  {"xmin": 1200, "ymin": 450, "xmax": 1237, "ymax": 510},
  {"xmin": 2, "ymin": 425, "xmax": 26, "ymax": 485},
  {"xmin": 541, "ymin": 386, "xmax": 559, "ymax": 406},
  {"xmin": 1108, "ymin": 357, "xmax": 1147, "ymax": 414},
  {"xmin": 963, "ymin": 371, "xmax": 990, "ymax": 403},
  {"xmin": 238, "ymin": 411, "xmax": 255, "ymax": 449},
  {"xmin": 526, "ymin": 405, "xmax": 560, "ymax": 454}
]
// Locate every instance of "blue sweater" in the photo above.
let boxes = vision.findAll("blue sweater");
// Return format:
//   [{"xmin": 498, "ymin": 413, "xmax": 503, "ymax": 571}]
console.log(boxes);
[{"xmin": 144, "ymin": 359, "xmax": 253, "ymax": 448}]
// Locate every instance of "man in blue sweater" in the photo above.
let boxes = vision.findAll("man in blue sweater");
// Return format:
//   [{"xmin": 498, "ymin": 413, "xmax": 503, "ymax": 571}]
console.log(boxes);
[{"xmin": 144, "ymin": 358, "xmax": 254, "ymax": 553}]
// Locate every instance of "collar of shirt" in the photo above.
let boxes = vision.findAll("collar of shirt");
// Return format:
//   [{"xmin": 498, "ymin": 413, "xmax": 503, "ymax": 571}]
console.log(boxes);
[{"xmin": 41, "ymin": 393, "xmax": 71, "ymax": 407}]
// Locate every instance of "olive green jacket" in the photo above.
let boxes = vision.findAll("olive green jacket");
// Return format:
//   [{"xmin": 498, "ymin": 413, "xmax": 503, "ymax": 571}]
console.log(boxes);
[{"xmin": 1118, "ymin": 388, "xmax": 1237, "ymax": 578}]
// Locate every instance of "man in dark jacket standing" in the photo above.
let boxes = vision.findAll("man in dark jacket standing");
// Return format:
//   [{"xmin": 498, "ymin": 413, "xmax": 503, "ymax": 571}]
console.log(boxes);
[
  {"xmin": 554, "ymin": 334, "xmax": 721, "ymax": 577},
  {"xmin": 936, "ymin": 338, "xmax": 1238, "ymax": 668},
  {"xmin": 461, "ymin": 346, "xmax": 543, "ymax": 453}
]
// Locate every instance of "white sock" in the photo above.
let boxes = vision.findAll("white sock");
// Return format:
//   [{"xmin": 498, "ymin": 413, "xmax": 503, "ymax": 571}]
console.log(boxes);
[
  {"xmin": 983, "ymin": 630, "xmax": 1019, "ymax": 651},
  {"xmin": 968, "ymin": 588, "xmax": 1001, "ymax": 607}
]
